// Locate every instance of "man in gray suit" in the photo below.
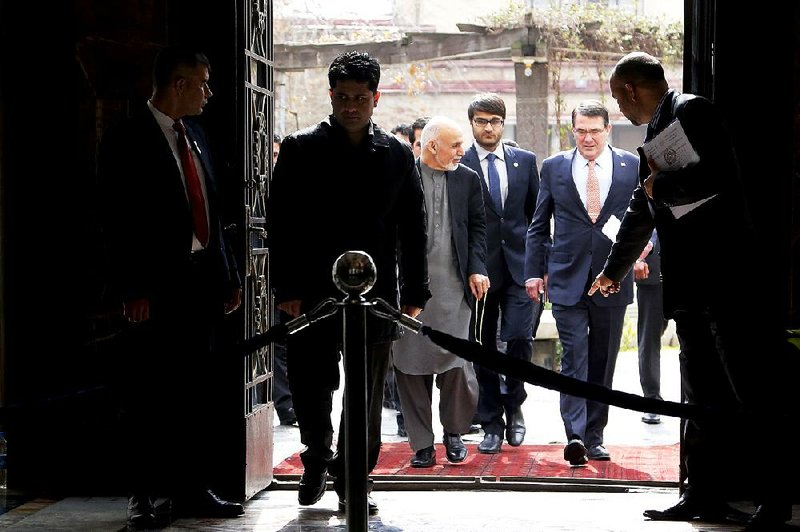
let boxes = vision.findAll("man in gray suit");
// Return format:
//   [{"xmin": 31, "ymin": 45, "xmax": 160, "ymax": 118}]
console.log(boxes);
[
  {"xmin": 393, "ymin": 116, "xmax": 490, "ymax": 468},
  {"xmin": 461, "ymin": 93, "xmax": 540, "ymax": 454},
  {"xmin": 525, "ymin": 100, "xmax": 639, "ymax": 466}
]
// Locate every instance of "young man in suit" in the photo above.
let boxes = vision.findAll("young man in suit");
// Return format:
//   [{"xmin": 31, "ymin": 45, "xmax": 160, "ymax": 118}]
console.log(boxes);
[
  {"xmin": 525, "ymin": 100, "xmax": 639, "ymax": 466},
  {"xmin": 393, "ymin": 116, "xmax": 489, "ymax": 468},
  {"xmin": 461, "ymin": 93, "xmax": 541, "ymax": 454},
  {"xmin": 268, "ymin": 51, "xmax": 430, "ymax": 515},
  {"xmin": 591, "ymin": 51, "xmax": 792, "ymax": 532},
  {"xmin": 98, "ymin": 45, "xmax": 244, "ymax": 528}
]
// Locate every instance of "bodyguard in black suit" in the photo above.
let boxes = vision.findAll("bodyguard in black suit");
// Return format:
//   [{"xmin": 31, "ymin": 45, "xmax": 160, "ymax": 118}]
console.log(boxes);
[
  {"xmin": 461, "ymin": 93, "xmax": 540, "ymax": 454},
  {"xmin": 98, "ymin": 45, "xmax": 244, "ymax": 527},
  {"xmin": 268, "ymin": 51, "xmax": 430, "ymax": 515},
  {"xmin": 592, "ymin": 51, "xmax": 792, "ymax": 531}
]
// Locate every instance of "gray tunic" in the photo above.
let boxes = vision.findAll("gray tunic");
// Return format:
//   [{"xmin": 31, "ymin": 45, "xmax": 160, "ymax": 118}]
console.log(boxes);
[{"xmin": 393, "ymin": 164, "xmax": 472, "ymax": 375}]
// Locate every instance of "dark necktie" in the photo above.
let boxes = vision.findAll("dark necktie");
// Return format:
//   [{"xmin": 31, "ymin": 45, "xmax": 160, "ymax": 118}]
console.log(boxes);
[
  {"xmin": 173, "ymin": 120, "xmax": 209, "ymax": 247},
  {"xmin": 486, "ymin": 152, "xmax": 502, "ymax": 212}
]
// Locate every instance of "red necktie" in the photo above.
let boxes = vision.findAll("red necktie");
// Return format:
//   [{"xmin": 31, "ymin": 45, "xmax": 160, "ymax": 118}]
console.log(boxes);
[
  {"xmin": 173, "ymin": 120, "xmax": 209, "ymax": 247},
  {"xmin": 586, "ymin": 159, "xmax": 601, "ymax": 223}
]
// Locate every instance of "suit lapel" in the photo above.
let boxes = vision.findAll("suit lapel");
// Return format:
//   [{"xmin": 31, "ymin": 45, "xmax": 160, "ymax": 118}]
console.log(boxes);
[{"xmin": 561, "ymin": 150, "xmax": 587, "ymax": 217}]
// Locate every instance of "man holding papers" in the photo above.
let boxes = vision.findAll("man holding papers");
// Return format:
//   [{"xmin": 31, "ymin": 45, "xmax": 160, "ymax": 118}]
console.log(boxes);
[{"xmin": 590, "ymin": 51, "xmax": 792, "ymax": 531}]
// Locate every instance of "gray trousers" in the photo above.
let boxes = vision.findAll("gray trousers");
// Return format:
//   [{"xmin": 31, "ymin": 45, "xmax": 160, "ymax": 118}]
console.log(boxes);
[{"xmin": 394, "ymin": 364, "xmax": 478, "ymax": 452}]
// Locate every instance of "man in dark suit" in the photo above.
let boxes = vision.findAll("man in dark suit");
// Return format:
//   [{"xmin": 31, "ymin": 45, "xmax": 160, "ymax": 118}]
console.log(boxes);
[
  {"xmin": 393, "ymin": 116, "xmax": 489, "ymax": 468},
  {"xmin": 267, "ymin": 51, "xmax": 430, "ymax": 516},
  {"xmin": 461, "ymin": 93, "xmax": 540, "ymax": 454},
  {"xmin": 98, "ymin": 45, "xmax": 244, "ymax": 528},
  {"xmin": 525, "ymin": 100, "xmax": 639, "ymax": 466},
  {"xmin": 591, "ymin": 51, "xmax": 792, "ymax": 531},
  {"xmin": 634, "ymin": 230, "xmax": 667, "ymax": 425}
]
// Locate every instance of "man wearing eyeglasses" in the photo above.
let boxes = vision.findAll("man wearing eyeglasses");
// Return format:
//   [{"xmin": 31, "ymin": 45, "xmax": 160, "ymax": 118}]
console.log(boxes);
[
  {"xmin": 461, "ymin": 92, "xmax": 541, "ymax": 454},
  {"xmin": 524, "ymin": 100, "xmax": 639, "ymax": 466}
]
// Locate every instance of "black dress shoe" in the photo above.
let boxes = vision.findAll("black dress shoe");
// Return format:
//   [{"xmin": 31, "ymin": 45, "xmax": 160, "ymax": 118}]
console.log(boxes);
[
  {"xmin": 173, "ymin": 489, "xmax": 244, "ymax": 518},
  {"xmin": 279, "ymin": 407, "xmax": 297, "ymax": 425},
  {"xmin": 127, "ymin": 494, "xmax": 156, "ymax": 529},
  {"xmin": 443, "ymin": 432, "xmax": 467, "ymax": 463},
  {"xmin": 338, "ymin": 495, "xmax": 379, "ymax": 516},
  {"xmin": 410, "ymin": 446, "xmax": 436, "ymax": 468},
  {"xmin": 643, "ymin": 493, "xmax": 747, "ymax": 523},
  {"xmin": 744, "ymin": 503, "xmax": 792, "ymax": 531},
  {"xmin": 563, "ymin": 438, "xmax": 587, "ymax": 466},
  {"xmin": 478, "ymin": 433, "xmax": 502, "ymax": 454},
  {"xmin": 298, "ymin": 468, "xmax": 328, "ymax": 506},
  {"xmin": 505, "ymin": 409, "xmax": 526, "ymax": 447},
  {"xmin": 587, "ymin": 444, "xmax": 611, "ymax": 461}
]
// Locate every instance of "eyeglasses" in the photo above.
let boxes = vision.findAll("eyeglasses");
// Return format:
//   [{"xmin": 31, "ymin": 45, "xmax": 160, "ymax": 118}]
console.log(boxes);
[
  {"xmin": 573, "ymin": 127, "xmax": 607, "ymax": 137},
  {"xmin": 473, "ymin": 118, "xmax": 504, "ymax": 128}
]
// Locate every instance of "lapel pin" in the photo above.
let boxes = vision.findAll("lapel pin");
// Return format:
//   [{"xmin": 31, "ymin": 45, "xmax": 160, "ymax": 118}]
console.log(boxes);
[
  {"xmin": 513, "ymin": 162, "xmax": 519, "ymax": 167},
  {"xmin": 620, "ymin": 162, "xmax": 626, "ymax": 167}
]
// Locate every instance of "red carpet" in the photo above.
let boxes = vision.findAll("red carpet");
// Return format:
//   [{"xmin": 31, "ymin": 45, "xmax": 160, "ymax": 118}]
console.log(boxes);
[{"xmin": 273, "ymin": 442, "xmax": 680, "ymax": 483}]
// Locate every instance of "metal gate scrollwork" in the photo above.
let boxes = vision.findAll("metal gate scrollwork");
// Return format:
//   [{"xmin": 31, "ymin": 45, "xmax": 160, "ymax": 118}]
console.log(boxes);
[{"xmin": 242, "ymin": 0, "xmax": 274, "ymax": 496}]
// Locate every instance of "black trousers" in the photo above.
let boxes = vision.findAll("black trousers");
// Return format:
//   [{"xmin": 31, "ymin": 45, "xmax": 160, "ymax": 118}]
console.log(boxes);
[
  {"xmin": 675, "ymin": 304, "xmax": 790, "ymax": 505},
  {"xmin": 286, "ymin": 316, "xmax": 391, "ymax": 493}
]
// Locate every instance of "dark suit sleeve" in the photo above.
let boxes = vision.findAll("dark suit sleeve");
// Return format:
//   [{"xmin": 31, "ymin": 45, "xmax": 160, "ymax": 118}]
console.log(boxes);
[
  {"xmin": 524, "ymin": 159, "xmax": 554, "ymax": 280},
  {"xmin": 522, "ymin": 150, "xmax": 540, "ymax": 223},
  {"xmin": 466, "ymin": 169, "xmax": 488, "ymax": 277},
  {"xmin": 397, "ymin": 156, "xmax": 431, "ymax": 309},
  {"xmin": 602, "ymin": 184, "xmax": 656, "ymax": 282},
  {"xmin": 267, "ymin": 134, "xmax": 306, "ymax": 304},
  {"xmin": 650, "ymin": 97, "xmax": 737, "ymax": 208}
]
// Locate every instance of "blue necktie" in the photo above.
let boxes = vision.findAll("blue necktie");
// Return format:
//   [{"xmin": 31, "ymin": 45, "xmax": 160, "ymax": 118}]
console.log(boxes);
[{"xmin": 486, "ymin": 152, "xmax": 502, "ymax": 212}]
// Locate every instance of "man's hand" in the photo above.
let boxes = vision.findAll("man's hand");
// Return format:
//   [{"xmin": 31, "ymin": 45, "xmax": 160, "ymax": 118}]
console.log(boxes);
[
  {"xmin": 277, "ymin": 299, "xmax": 302, "ymax": 318},
  {"xmin": 401, "ymin": 305, "xmax": 422, "ymax": 318},
  {"xmin": 588, "ymin": 273, "xmax": 620, "ymax": 297},
  {"xmin": 525, "ymin": 278, "xmax": 545, "ymax": 303},
  {"xmin": 469, "ymin": 273, "xmax": 490, "ymax": 301},
  {"xmin": 633, "ymin": 260, "xmax": 650, "ymax": 281},
  {"xmin": 643, "ymin": 158, "xmax": 662, "ymax": 199},
  {"xmin": 224, "ymin": 288, "xmax": 242, "ymax": 314}
]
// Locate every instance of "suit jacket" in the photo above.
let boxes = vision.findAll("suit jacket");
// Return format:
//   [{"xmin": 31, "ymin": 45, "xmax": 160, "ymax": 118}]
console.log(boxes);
[
  {"xmin": 602, "ymin": 90, "xmax": 754, "ymax": 315},
  {"xmin": 461, "ymin": 143, "xmax": 539, "ymax": 287},
  {"xmin": 268, "ymin": 116, "xmax": 431, "ymax": 340},
  {"xmin": 525, "ymin": 146, "xmax": 639, "ymax": 307},
  {"xmin": 98, "ymin": 106, "xmax": 239, "ymax": 309},
  {"xmin": 416, "ymin": 160, "xmax": 488, "ymax": 304}
]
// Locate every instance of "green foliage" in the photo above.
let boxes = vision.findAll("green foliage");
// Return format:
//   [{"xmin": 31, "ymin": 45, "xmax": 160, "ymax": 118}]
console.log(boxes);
[{"xmin": 479, "ymin": 2, "xmax": 683, "ymax": 61}]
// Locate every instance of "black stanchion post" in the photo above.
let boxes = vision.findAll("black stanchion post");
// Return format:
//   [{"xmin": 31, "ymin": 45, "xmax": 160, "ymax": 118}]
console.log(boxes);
[
  {"xmin": 332, "ymin": 251, "xmax": 377, "ymax": 532},
  {"xmin": 341, "ymin": 297, "xmax": 369, "ymax": 531}
]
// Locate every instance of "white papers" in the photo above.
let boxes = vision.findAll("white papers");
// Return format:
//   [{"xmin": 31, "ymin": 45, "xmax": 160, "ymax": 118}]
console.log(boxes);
[
  {"xmin": 601, "ymin": 214, "xmax": 621, "ymax": 241},
  {"xmin": 642, "ymin": 119, "xmax": 699, "ymax": 171},
  {"xmin": 670, "ymin": 194, "xmax": 717, "ymax": 219}
]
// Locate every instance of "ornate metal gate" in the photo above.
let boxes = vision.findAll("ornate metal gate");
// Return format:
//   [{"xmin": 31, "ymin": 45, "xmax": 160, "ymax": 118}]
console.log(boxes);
[{"xmin": 241, "ymin": 0, "xmax": 275, "ymax": 499}]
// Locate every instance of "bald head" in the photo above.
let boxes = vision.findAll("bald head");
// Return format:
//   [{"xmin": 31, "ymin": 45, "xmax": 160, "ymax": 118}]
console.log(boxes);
[{"xmin": 609, "ymin": 52, "xmax": 670, "ymax": 127}]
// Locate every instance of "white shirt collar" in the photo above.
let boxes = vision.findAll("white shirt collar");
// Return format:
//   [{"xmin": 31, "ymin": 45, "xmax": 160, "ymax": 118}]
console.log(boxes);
[
  {"xmin": 474, "ymin": 141, "xmax": 505, "ymax": 162},
  {"xmin": 575, "ymin": 144, "xmax": 612, "ymax": 169}
]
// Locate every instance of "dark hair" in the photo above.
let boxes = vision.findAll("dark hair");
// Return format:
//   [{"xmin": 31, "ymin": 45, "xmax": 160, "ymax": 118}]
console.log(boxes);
[
  {"xmin": 409, "ymin": 116, "xmax": 430, "ymax": 144},
  {"xmin": 273, "ymin": 132, "xmax": 282, "ymax": 144},
  {"xmin": 391, "ymin": 124, "xmax": 412, "ymax": 137},
  {"xmin": 152, "ymin": 45, "xmax": 211, "ymax": 90},
  {"xmin": 571, "ymin": 99, "xmax": 609, "ymax": 127},
  {"xmin": 328, "ymin": 51, "xmax": 381, "ymax": 92},
  {"xmin": 612, "ymin": 52, "xmax": 666, "ymax": 87},
  {"xmin": 468, "ymin": 92, "xmax": 506, "ymax": 120}
]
